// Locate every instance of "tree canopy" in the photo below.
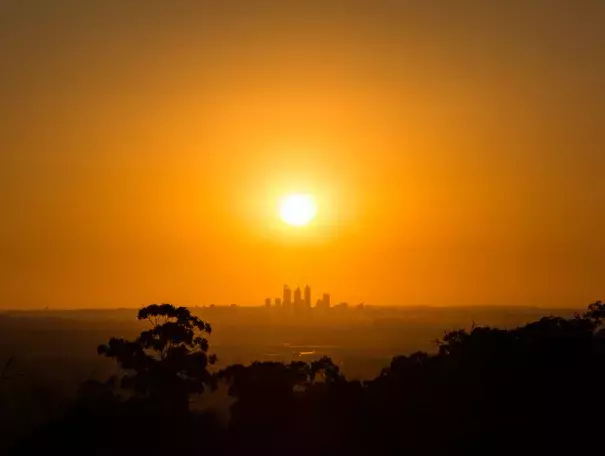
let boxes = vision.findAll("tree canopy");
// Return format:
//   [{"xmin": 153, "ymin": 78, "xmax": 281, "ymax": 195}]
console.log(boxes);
[{"xmin": 97, "ymin": 304, "xmax": 215, "ymax": 412}]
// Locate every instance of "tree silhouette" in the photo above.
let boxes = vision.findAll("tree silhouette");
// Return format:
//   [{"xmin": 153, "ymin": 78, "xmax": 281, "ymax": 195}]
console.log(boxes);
[
  {"xmin": 584, "ymin": 299, "xmax": 605, "ymax": 327},
  {"xmin": 97, "ymin": 303, "xmax": 215, "ymax": 413},
  {"xmin": 362, "ymin": 301, "xmax": 605, "ymax": 454},
  {"xmin": 310, "ymin": 356, "xmax": 345, "ymax": 386},
  {"xmin": 12, "ymin": 301, "xmax": 605, "ymax": 455}
]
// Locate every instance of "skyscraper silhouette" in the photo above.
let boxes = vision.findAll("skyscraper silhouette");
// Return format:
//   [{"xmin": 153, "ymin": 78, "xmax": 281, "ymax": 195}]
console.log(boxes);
[
  {"xmin": 322, "ymin": 293, "xmax": 331, "ymax": 308},
  {"xmin": 294, "ymin": 287, "xmax": 302, "ymax": 309},
  {"xmin": 283, "ymin": 285, "xmax": 292, "ymax": 310},
  {"xmin": 304, "ymin": 285, "xmax": 311, "ymax": 308}
]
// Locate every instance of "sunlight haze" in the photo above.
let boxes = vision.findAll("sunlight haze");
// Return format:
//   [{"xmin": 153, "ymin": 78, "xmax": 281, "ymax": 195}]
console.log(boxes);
[{"xmin": 1, "ymin": 1, "xmax": 604, "ymax": 308}]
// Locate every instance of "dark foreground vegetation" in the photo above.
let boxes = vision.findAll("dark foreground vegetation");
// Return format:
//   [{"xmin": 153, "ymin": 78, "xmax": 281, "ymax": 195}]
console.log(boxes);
[{"xmin": 4, "ymin": 301, "xmax": 605, "ymax": 455}]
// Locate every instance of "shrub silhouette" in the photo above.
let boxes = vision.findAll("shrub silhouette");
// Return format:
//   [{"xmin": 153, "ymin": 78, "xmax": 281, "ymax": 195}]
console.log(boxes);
[{"xmin": 216, "ymin": 357, "xmax": 347, "ymax": 454}]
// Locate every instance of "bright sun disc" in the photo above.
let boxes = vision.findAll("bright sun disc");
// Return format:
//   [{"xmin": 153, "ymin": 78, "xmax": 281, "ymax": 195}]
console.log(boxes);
[{"xmin": 279, "ymin": 194, "xmax": 317, "ymax": 226}]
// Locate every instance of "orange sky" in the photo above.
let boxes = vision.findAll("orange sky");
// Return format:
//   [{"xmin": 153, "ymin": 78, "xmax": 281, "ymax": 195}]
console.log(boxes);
[{"xmin": 1, "ymin": 1, "xmax": 604, "ymax": 308}]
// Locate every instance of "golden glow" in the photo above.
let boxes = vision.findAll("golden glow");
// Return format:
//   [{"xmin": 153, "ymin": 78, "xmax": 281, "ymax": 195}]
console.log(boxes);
[
  {"xmin": 279, "ymin": 194, "xmax": 318, "ymax": 226},
  {"xmin": 2, "ymin": 3, "xmax": 604, "ymax": 309}
]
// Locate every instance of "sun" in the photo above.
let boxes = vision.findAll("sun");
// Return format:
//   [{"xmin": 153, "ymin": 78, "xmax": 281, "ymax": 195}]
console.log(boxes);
[{"xmin": 279, "ymin": 193, "xmax": 317, "ymax": 226}]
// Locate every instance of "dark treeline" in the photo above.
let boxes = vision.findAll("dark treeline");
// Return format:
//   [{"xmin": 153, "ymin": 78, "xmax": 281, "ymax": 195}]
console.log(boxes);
[{"xmin": 6, "ymin": 301, "xmax": 605, "ymax": 455}]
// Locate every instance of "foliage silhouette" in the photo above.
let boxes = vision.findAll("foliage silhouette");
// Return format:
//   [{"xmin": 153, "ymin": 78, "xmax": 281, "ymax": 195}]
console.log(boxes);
[
  {"xmin": 210, "ymin": 301, "xmax": 605, "ymax": 455},
  {"xmin": 10, "ymin": 301, "xmax": 605, "ymax": 455},
  {"xmin": 97, "ymin": 303, "xmax": 215, "ymax": 413},
  {"xmin": 216, "ymin": 357, "xmax": 349, "ymax": 454}
]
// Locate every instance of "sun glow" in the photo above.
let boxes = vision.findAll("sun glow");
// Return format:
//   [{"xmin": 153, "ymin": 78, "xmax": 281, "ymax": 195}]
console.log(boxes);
[{"xmin": 279, "ymin": 194, "xmax": 317, "ymax": 226}]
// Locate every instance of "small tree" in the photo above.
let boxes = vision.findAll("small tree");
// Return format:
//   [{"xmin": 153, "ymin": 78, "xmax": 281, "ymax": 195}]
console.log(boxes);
[
  {"xmin": 98, "ymin": 304, "xmax": 215, "ymax": 412},
  {"xmin": 310, "ymin": 356, "xmax": 345, "ymax": 386},
  {"xmin": 585, "ymin": 300, "xmax": 605, "ymax": 328}
]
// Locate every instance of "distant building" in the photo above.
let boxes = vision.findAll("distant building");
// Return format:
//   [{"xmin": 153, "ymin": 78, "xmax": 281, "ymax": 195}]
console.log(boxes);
[
  {"xmin": 314, "ymin": 292, "xmax": 331, "ymax": 310},
  {"xmin": 322, "ymin": 293, "xmax": 331, "ymax": 308},
  {"xmin": 294, "ymin": 287, "xmax": 303, "ymax": 310},
  {"xmin": 304, "ymin": 285, "xmax": 311, "ymax": 308},
  {"xmin": 265, "ymin": 298, "xmax": 272, "ymax": 309},
  {"xmin": 274, "ymin": 298, "xmax": 282, "ymax": 309},
  {"xmin": 283, "ymin": 285, "xmax": 292, "ymax": 310}
]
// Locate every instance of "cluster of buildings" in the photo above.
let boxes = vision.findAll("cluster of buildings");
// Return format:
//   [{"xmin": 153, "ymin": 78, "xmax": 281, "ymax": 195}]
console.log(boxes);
[{"xmin": 265, "ymin": 285, "xmax": 332, "ymax": 311}]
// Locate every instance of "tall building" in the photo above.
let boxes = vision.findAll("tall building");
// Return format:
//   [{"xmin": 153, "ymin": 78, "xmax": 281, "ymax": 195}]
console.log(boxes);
[
  {"xmin": 322, "ymin": 293, "xmax": 331, "ymax": 308},
  {"xmin": 274, "ymin": 298, "xmax": 282, "ymax": 309},
  {"xmin": 283, "ymin": 285, "xmax": 292, "ymax": 310},
  {"xmin": 294, "ymin": 287, "xmax": 302, "ymax": 309},
  {"xmin": 304, "ymin": 285, "xmax": 311, "ymax": 308},
  {"xmin": 265, "ymin": 298, "xmax": 272, "ymax": 309}
]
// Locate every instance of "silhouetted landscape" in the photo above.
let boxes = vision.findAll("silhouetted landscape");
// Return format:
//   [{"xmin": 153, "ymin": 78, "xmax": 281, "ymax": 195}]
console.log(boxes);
[{"xmin": 2, "ymin": 302, "xmax": 602, "ymax": 454}]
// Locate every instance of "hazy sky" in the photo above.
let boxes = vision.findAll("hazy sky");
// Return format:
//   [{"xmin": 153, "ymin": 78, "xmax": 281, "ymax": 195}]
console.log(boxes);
[{"xmin": 1, "ymin": 1, "xmax": 604, "ymax": 308}]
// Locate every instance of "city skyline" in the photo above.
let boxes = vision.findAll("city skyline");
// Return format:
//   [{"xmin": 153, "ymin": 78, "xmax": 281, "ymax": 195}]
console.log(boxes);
[{"xmin": 264, "ymin": 285, "xmax": 334, "ymax": 311}]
